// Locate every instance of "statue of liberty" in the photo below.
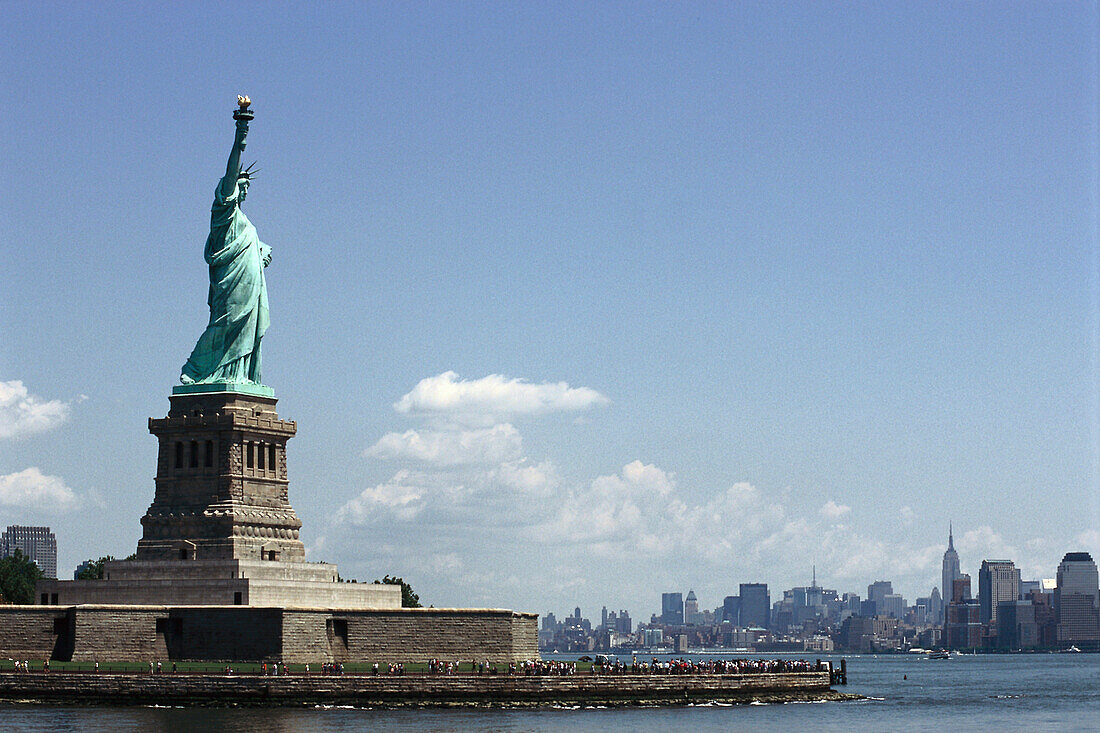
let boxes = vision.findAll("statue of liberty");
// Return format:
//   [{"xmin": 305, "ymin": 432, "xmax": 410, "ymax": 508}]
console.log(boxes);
[{"xmin": 180, "ymin": 95, "xmax": 272, "ymax": 386}]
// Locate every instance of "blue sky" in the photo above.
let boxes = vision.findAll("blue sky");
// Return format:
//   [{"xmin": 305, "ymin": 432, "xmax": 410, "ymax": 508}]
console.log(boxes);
[{"xmin": 1, "ymin": 2, "xmax": 1097, "ymax": 617}]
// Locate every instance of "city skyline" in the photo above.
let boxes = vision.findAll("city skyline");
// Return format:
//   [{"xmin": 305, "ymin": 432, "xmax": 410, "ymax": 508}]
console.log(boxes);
[
  {"xmin": 538, "ymin": 533, "xmax": 1088, "ymax": 627},
  {"xmin": 2, "ymin": 3, "xmax": 1098, "ymax": 613}
]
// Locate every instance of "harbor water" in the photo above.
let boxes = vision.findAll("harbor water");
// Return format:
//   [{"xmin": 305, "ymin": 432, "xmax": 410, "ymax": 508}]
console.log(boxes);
[{"xmin": 0, "ymin": 652, "xmax": 1096, "ymax": 731}]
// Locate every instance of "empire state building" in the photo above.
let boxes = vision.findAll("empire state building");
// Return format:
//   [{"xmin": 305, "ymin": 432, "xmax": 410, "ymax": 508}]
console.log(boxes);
[{"xmin": 941, "ymin": 524, "xmax": 962, "ymax": 623}]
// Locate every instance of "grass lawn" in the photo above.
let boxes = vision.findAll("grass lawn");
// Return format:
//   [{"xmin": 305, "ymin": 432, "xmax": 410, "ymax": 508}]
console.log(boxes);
[{"xmin": 0, "ymin": 660, "xmax": 599, "ymax": 674}]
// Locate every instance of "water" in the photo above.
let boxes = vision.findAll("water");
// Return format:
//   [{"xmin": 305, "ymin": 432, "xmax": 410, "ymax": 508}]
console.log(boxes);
[{"xmin": 0, "ymin": 653, "xmax": 1096, "ymax": 731}]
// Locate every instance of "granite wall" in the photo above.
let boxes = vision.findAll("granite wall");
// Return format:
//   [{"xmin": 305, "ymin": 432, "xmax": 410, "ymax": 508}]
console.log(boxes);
[{"xmin": 0, "ymin": 606, "xmax": 538, "ymax": 664}]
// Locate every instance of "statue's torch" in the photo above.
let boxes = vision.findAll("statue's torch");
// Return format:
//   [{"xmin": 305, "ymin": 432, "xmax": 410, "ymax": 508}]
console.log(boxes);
[{"xmin": 233, "ymin": 94, "xmax": 254, "ymax": 121}]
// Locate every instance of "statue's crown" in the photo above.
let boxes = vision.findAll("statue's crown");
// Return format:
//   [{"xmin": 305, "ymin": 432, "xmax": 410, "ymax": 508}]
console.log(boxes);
[{"xmin": 238, "ymin": 161, "xmax": 260, "ymax": 181}]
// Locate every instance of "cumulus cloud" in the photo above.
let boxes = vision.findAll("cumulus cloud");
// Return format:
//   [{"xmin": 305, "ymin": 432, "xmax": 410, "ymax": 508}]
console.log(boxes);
[
  {"xmin": 337, "ymin": 470, "xmax": 435, "ymax": 522},
  {"xmin": 0, "ymin": 467, "xmax": 78, "ymax": 510},
  {"xmin": 960, "ymin": 525, "xmax": 1017, "ymax": 560},
  {"xmin": 819, "ymin": 500, "xmax": 851, "ymax": 520},
  {"xmin": 1073, "ymin": 529, "xmax": 1100, "ymax": 549},
  {"xmin": 393, "ymin": 371, "xmax": 608, "ymax": 421},
  {"xmin": 492, "ymin": 460, "xmax": 558, "ymax": 493},
  {"xmin": 0, "ymin": 381, "xmax": 70, "ymax": 439},
  {"xmin": 545, "ymin": 461, "xmax": 685, "ymax": 553},
  {"xmin": 366, "ymin": 424, "xmax": 522, "ymax": 465}
]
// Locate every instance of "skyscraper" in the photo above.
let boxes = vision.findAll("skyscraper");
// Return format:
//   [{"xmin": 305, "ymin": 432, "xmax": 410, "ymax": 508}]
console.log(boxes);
[
  {"xmin": 1055, "ymin": 552, "xmax": 1100, "ymax": 645},
  {"xmin": 866, "ymin": 580, "xmax": 893, "ymax": 616},
  {"xmin": 945, "ymin": 574, "xmax": 980, "ymax": 649},
  {"xmin": 929, "ymin": 586, "xmax": 943, "ymax": 625},
  {"xmin": 661, "ymin": 592, "xmax": 684, "ymax": 625},
  {"xmin": 722, "ymin": 595, "xmax": 741, "ymax": 626},
  {"xmin": 941, "ymin": 524, "xmax": 962, "ymax": 624},
  {"xmin": 0, "ymin": 525, "xmax": 57, "ymax": 579},
  {"xmin": 978, "ymin": 560, "xmax": 1019, "ymax": 626},
  {"xmin": 739, "ymin": 583, "xmax": 769, "ymax": 629},
  {"xmin": 684, "ymin": 589, "xmax": 701, "ymax": 625}
]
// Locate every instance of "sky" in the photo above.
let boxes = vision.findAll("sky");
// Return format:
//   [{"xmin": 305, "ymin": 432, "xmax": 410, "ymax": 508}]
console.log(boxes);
[{"xmin": 1, "ymin": 2, "xmax": 1098, "ymax": 619}]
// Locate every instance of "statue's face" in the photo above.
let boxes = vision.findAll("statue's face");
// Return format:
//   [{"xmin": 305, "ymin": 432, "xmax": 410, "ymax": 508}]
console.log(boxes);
[{"xmin": 238, "ymin": 179, "xmax": 250, "ymax": 203}]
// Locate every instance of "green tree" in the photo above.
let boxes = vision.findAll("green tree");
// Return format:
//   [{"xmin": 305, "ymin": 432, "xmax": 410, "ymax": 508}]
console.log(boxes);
[
  {"xmin": 76, "ymin": 556, "xmax": 114, "ymax": 580},
  {"xmin": 75, "ymin": 553, "xmax": 136, "ymax": 580},
  {"xmin": 374, "ymin": 575, "xmax": 421, "ymax": 608},
  {"xmin": 0, "ymin": 550, "xmax": 43, "ymax": 605}
]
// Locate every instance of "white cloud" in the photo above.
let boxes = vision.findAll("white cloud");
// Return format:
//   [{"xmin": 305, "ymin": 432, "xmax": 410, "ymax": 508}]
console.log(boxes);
[
  {"xmin": 492, "ymin": 460, "xmax": 558, "ymax": 493},
  {"xmin": 393, "ymin": 371, "xmax": 608, "ymax": 421},
  {"xmin": 366, "ymin": 424, "xmax": 522, "ymax": 465},
  {"xmin": 546, "ymin": 461, "xmax": 683, "ymax": 551},
  {"xmin": 899, "ymin": 505, "xmax": 915, "ymax": 525},
  {"xmin": 336, "ymin": 470, "xmax": 435, "ymax": 522},
  {"xmin": 960, "ymin": 525, "xmax": 1017, "ymax": 561},
  {"xmin": 0, "ymin": 467, "xmax": 78, "ymax": 510},
  {"xmin": 819, "ymin": 500, "xmax": 851, "ymax": 520},
  {"xmin": 0, "ymin": 381, "xmax": 70, "ymax": 439},
  {"xmin": 1073, "ymin": 529, "xmax": 1100, "ymax": 549}
]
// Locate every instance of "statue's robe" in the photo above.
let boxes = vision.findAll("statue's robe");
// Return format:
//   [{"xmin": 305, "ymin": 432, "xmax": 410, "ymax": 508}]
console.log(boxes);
[{"xmin": 181, "ymin": 179, "xmax": 271, "ymax": 384}]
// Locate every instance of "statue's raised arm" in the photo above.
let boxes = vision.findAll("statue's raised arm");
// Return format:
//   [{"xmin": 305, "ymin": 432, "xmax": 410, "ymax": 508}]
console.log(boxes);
[{"xmin": 219, "ymin": 95, "xmax": 253, "ymax": 200}]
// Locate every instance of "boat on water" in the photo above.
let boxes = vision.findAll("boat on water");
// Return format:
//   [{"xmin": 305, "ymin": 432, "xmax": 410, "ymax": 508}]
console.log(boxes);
[{"xmin": 927, "ymin": 649, "xmax": 950, "ymax": 659}]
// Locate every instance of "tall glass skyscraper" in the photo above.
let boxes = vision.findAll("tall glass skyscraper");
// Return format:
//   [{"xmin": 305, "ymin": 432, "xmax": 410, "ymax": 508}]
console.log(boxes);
[
  {"xmin": 739, "ymin": 583, "xmax": 770, "ymax": 629},
  {"xmin": 660, "ymin": 592, "xmax": 683, "ymax": 625}
]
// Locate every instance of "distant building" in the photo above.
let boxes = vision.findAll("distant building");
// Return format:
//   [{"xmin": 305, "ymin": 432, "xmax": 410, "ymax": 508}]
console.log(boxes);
[
  {"xmin": 661, "ymin": 592, "xmax": 684, "ymax": 625},
  {"xmin": 867, "ymin": 580, "xmax": 893, "ymax": 611},
  {"xmin": 615, "ymin": 609, "xmax": 632, "ymax": 634},
  {"xmin": 929, "ymin": 587, "xmax": 943, "ymax": 625},
  {"xmin": 945, "ymin": 574, "xmax": 980, "ymax": 649},
  {"xmin": 643, "ymin": 628, "xmax": 664, "ymax": 647},
  {"xmin": 838, "ymin": 615, "xmax": 899, "ymax": 652},
  {"xmin": 739, "ymin": 583, "xmax": 769, "ymax": 629},
  {"xmin": 941, "ymin": 525, "xmax": 962, "ymax": 624},
  {"xmin": 997, "ymin": 600, "xmax": 1038, "ymax": 650},
  {"xmin": 722, "ymin": 595, "xmax": 741, "ymax": 627},
  {"xmin": 1, "ymin": 525, "xmax": 57, "ymax": 579},
  {"xmin": 978, "ymin": 560, "xmax": 1019, "ymax": 627},
  {"xmin": 1055, "ymin": 552, "xmax": 1100, "ymax": 646},
  {"xmin": 951, "ymin": 574, "xmax": 972, "ymax": 603},
  {"xmin": 684, "ymin": 589, "xmax": 702, "ymax": 625},
  {"xmin": 1019, "ymin": 579, "xmax": 1043, "ymax": 598},
  {"xmin": 881, "ymin": 593, "xmax": 906, "ymax": 619},
  {"xmin": 1026, "ymin": 589, "xmax": 1058, "ymax": 648}
]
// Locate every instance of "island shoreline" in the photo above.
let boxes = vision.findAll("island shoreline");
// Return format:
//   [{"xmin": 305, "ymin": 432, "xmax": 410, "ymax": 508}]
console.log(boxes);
[{"xmin": 0, "ymin": 671, "xmax": 858, "ymax": 708}]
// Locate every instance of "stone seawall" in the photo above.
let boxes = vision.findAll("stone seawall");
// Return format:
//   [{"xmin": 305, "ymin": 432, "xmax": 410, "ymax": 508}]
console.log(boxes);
[
  {"xmin": 0, "ymin": 606, "xmax": 538, "ymax": 664},
  {"xmin": 0, "ymin": 671, "xmax": 845, "ymax": 707}
]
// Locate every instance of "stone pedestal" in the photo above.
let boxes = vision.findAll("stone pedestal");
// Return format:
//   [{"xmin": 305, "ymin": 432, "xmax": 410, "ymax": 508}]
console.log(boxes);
[
  {"xmin": 39, "ymin": 387, "xmax": 401, "ymax": 611},
  {"xmin": 139, "ymin": 390, "xmax": 304, "ymax": 563}
]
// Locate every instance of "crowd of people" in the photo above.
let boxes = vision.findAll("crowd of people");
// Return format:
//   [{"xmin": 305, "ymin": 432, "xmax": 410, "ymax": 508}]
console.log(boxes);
[
  {"xmin": 407, "ymin": 657, "xmax": 822, "ymax": 676},
  {"xmin": 4, "ymin": 657, "xmax": 823, "ymax": 676},
  {"xmin": 587, "ymin": 657, "xmax": 821, "ymax": 675}
]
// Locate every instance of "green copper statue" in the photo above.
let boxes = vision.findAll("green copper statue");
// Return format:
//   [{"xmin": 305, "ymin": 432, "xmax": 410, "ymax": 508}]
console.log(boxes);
[{"xmin": 180, "ymin": 95, "xmax": 272, "ymax": 386}]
